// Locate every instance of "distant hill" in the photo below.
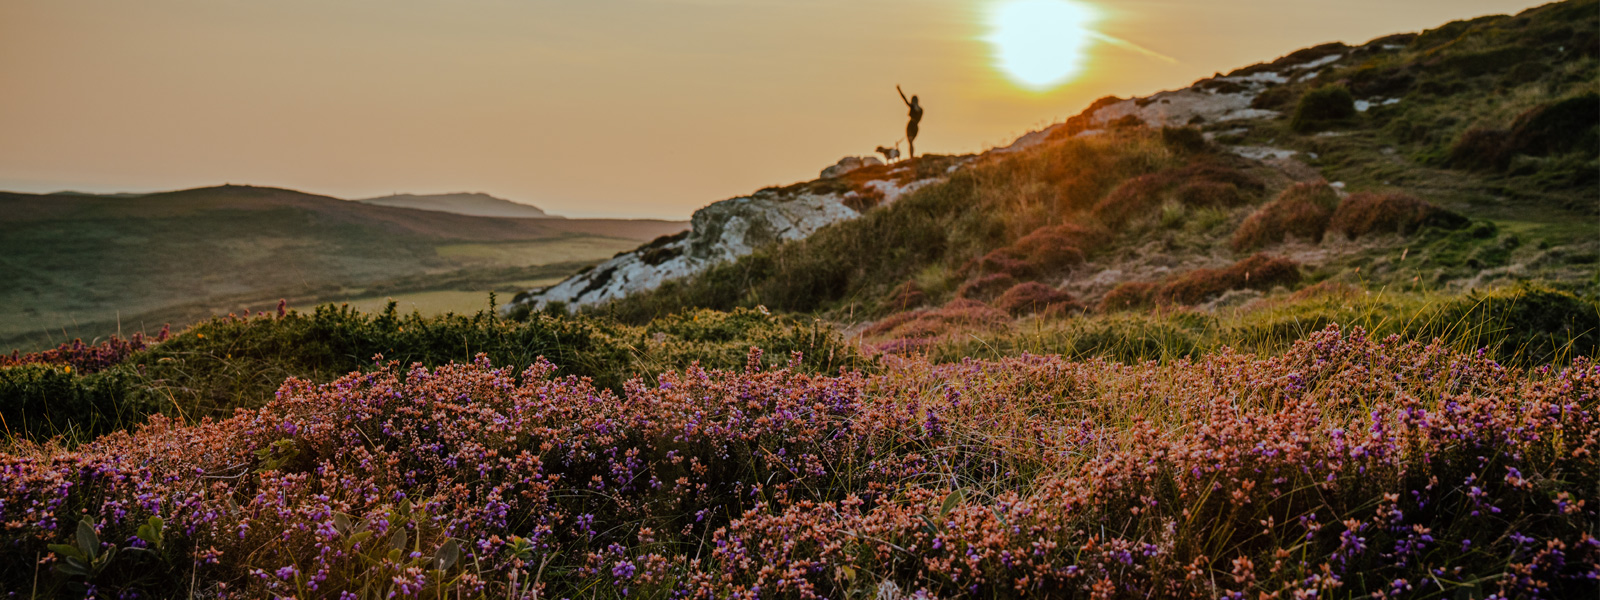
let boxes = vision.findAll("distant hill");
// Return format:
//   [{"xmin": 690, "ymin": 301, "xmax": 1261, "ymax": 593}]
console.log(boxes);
[
  {"xmin": 355, "ymin": 192, "xmax": 560, "ymax": 219},
  {"xmin": 0, "ymin": 184, "xmax": 685, "ymax": 350}
]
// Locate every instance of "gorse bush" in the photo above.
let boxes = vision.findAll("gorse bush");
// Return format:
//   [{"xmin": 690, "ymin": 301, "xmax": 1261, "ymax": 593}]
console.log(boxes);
[{"xmin": 3, "ymin": 327, "xmax": 1594, "ymax": 597}]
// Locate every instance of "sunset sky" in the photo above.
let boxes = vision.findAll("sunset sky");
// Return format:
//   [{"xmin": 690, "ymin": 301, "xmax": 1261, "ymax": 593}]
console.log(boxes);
[{"xmin": 0, "ymin": 0, "xmax": 1551, "ymax": 219}]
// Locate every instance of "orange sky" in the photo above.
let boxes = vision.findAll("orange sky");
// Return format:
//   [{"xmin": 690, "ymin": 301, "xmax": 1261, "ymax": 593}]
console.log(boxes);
[{"xmin": 0, "ymin": 0, "xmax": 1552, "ymax": 219}]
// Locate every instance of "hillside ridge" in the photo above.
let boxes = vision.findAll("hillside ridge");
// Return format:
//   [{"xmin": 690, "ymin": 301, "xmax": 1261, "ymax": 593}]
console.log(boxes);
[{"xmin": 508, "ymin": 0, "xmax": 1598, "ymax": 322}]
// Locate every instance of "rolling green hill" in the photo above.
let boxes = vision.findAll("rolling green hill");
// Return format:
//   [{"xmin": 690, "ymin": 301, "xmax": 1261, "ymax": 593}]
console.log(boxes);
[{"xmin": 0, "ymin": 184, "xmax": 685, "ymax": 350}]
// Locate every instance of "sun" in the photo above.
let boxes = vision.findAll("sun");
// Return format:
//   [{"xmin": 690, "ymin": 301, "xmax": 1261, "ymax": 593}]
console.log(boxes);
[{"xmin": 984, "ymin": 0, "xmax": 1098, "ymax": 91}]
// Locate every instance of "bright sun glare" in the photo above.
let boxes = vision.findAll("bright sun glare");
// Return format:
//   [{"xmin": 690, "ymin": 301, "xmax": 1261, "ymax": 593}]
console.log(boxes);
[{"xmin": 985, "ymin": 0, "xmax": 1098, "ymax": 91}]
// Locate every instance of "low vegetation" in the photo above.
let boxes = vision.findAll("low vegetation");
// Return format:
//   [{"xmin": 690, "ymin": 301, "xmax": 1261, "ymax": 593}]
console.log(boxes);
[
  {"xmin": 3, "ymin": 327, "xmax": 1593, "ymax": 597},
  {"xmin": 0, "ymin": 304, "xmax": 860, "ymax": 441},
  {"xmin": 1231, "ymin": 181, "xmax": 1340, "ymax": 251},
  {"xmin": 3, "ymin": 2, "xmax": 1597, "ymax": 597}
]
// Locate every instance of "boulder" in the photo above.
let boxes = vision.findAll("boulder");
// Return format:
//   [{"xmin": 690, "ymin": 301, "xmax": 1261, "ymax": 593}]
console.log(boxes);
[{"xmin": 820, "ymin": 156, "xmax": 882, "ymax": 179}]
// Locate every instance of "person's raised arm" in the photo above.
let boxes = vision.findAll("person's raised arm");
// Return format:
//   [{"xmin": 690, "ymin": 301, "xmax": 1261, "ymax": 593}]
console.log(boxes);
[{"xmin": 897, "ymin": 85, "xmax": 910, "ymax": 106}]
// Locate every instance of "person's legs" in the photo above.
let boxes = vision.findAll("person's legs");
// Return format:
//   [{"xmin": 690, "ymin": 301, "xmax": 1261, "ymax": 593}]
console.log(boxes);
[{"xmin": 906, "ymin": 123, "xmax": 918, "ymax": 158}]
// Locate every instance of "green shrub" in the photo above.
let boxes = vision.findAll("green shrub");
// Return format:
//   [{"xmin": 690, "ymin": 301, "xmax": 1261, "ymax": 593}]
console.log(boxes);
[
  {"xmin": 1290, "ymin": 85, "xmax": 1358, "ymax": 133},
  {"xmin": 0, "ymin": 365, "xmax": 147, "ymax": 441},
  {"xmin": 1159, "ymin": 126, "xmax": 1208, "ymax": 153},
  {"xmin": 1505, "ymin": 93, "xmax": 1600, "ymax": 158}
]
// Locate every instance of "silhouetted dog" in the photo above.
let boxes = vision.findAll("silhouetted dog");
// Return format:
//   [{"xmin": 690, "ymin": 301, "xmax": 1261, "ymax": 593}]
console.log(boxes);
[{"xmin": 876, "ymin": 145, "xmax": 901, "ymax": 163}]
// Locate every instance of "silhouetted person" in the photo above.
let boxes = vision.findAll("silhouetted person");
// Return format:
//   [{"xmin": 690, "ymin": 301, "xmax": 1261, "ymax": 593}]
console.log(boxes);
[{"xmin": 898, "ymin": 85, "xmax": 923, "ymax": 159}]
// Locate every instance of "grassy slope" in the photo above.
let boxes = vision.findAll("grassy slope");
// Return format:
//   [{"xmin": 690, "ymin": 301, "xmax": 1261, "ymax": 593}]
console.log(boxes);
[
  {"xmin": 592, "ymin": 0, "xmax": 1598, "ymax": 335},
  {"xmin": 0, "ymin": 185, "xmax": 686, "ymax": 351}
]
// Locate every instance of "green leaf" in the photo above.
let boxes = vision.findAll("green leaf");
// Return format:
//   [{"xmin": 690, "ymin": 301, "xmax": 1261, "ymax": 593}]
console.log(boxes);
[
  {"xmin": 75, "ymin": 519, "xmax": 100, "ymax": 561},
  {"xmin": 47, "ymin": 544, "xmax": 84, "ymax": 561},
  {"xmin": 389, "ymin": 527, "xmax": 408, "ymax": 553},
  {"xmin": 347, "ymin": 531, "xmax": 374, "ymax": 548},
  {"xmin": 433, "ymin": 539, "xmax": 460, "ymax": 571},
  {"xmin": 939, "ymin": 489, "xmax": 964, "ymax": 520},
  {"xmin": 135, "ymin": 516, "xmax": 165, "ymax": 550},
  {"xmin": 96, "ymin": 545, "xmax": 118, "ymax": 567},
  {"xmin": 333, "ymin": 513, "xmax": 351, "ymax": 535},
  {"xmin": 53, "ymin": 558, "xmax": 91, "ymax": 577}
]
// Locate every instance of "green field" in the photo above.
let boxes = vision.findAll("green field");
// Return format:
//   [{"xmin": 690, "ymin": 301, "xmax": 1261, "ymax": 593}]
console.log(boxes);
[{"xmin": 0, "ymin": 185, "xmax": 684, "ymax": 351}]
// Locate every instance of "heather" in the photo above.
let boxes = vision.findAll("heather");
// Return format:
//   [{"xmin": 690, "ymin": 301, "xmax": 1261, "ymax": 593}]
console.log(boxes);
[
  {"xmin": 2, "ymin": 326, "xmax": 1596, "ymax": 598},
  {"xmin": 0, "ymin": 304, "xmax": 860, "ymax": 441},
  {"xmin": 0, "ymin": 331, "xmax": 168, "ymax": 375}
]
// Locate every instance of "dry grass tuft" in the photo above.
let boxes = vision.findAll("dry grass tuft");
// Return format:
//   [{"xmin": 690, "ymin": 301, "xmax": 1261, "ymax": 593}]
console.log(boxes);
[
  {"xmin": 1098, "ymin": 281, "xmax": 1162, "ymax": 313},
  {"xmin": 1160, "ymin": 253, "xmax": 1301, "ymax": 306},
  {"xmin": 956, "ymin": 273, "xmax": 1019, "ymax": 300},
  {"xmin": 884, "ymin": 280, "xmax": 927, "ymax": 312},
  {"xmin": 1231, "ymin": 180, "xmax": 1341, "ymax": 251},
  {"xmin": 1094, "ymin": 159, "xmax": 1263, "ymax": 229},
  {"xmin": 1329, "ymin": 192, "xmax": 1468, "ymax": 239},
  {"xmin": 995, "ymin": 282, "xmax": 1080, "ymax": 316}
]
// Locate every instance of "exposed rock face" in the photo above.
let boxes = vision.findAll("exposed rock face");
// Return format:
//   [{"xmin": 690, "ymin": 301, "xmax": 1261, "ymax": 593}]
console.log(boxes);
[
  {"xmin": 507, "ymin": 150, "xmax": 954, "ymax": 313},
  {"xmin": 512, "ymin": 190, "xmax": 867, "ymax": 311},
  {"xmin": 821, "ymin": 156, "xmax": 883, "ymax": 179}
]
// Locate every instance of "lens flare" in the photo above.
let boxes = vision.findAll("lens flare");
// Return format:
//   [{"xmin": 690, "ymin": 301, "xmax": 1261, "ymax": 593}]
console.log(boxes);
[{"xmin": 985, "ymin": 0, "xmax": 1098, "ymax": 91}]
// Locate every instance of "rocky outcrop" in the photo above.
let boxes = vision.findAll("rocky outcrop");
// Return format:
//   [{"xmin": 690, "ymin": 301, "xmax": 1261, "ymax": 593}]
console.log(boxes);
[
  {"xmin": 508, "ymin": 163, "xmax": 943, "ymax": 312},
  {"xmin": 820, "ymin": 156, "xmax": 883, "ymax": 179}
]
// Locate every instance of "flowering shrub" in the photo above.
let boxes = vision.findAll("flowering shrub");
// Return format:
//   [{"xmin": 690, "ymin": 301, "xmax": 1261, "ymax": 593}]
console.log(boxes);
[
  {"xmin": 1, "ymin": 327, "xmax": 168, "ymax": 375},
  {"xmin": 0, "ymin": 305, "xmax": 863, "ymax": 443},
  {"xmin": 2, "ymin": 326, "xmax": 1594, "ymax": 598}
]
